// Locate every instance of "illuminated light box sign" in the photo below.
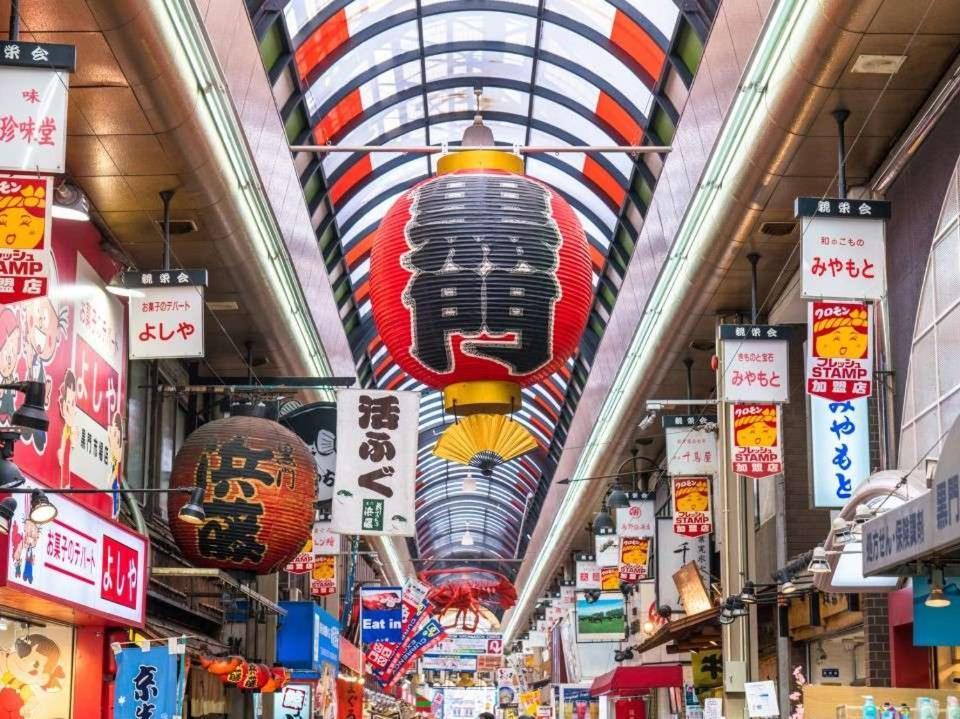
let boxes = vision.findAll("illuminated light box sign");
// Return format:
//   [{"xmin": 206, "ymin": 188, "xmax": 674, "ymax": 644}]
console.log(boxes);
[{"xmin": 719, "ymin": 325, "xmax": 790, "ymax": 403}]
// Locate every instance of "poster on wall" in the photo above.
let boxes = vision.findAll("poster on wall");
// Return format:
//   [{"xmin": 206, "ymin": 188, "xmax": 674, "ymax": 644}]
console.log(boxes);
[
  {"xmin": 280, "ymin": 401, "xmax": 337, "ymax": 503},
  {"xmin": 795, "ymin": 196, "xmax": 889, "ymax": 301},
  {"xmin": 0, "ymin": 620, "xmax": 73, "ymax": 719},
  {"xmin": 672, "ymin": 476, "xmax": 712, "ymax": 537},
  {"xmin": 719, "ymin": 325, "xmax": 790, "ymax": 403},
  {"xmin": 730, "ymin": 404, "xmax": 783, "ymax": 479},
  {"xmin": 663, "ymin": 415, "xmax": 718, "ymax": 474},
  {"xmin": 0, "ymin": 217, "xmax": 125, "ymax": 519},
  {"xmin": 810, "ymin": 395, "xmax": 870, "ymax": 507},
  {"xmin": 806, "ymin": 301, "xmax": 873, "ymax": 402},
  {"xmin": 332, "ymin": 389, "xmax": 419, "ymax": 535},
  {"xmin": 575, "ymin": 592, "xmax": 626, "ymax": 643}
]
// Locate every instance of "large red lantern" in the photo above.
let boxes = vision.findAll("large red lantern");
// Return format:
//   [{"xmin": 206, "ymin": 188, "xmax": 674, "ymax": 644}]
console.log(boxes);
[
  {"xmin": 370, "ymin": 150, "xmax": 592, "ymax": 468},
  {"xmin": 167, "ymin": 415, "xmax": 316, "ymax": 574}
]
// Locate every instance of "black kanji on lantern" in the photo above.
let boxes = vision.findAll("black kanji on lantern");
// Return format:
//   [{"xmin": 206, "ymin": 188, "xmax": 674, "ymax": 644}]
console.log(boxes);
[{"xmin": 402, "ymin": 174, "xmax": 561, "ymax": 374}]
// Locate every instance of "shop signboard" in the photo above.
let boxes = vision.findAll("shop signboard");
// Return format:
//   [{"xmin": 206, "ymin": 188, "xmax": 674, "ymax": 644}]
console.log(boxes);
[
  {"xmin": 0, "ymin": 174, "xmax": 54, "ymax": 304},
  {"xmin": 672, "ymin": 476, "xmax": 712, "ymax": 537},
  {"xmin": 656, "ymin": 517, "xmax": 709, "ymax": 612},
  {"xmin": 719, "ymin": 325, "xmax": 790, "ymax": 403},
  {"xmin": 560, "ymin": 584, "xmax": 576, "ymax": 607},
  {"xmin": 810, "ymin": 395, "xmax": 869, "ymax": 507},
  {"xmin": 421, "ymin": 655, "xmax": 478, "ymax": 671},
  {"xmin": 401, "ymin": 577, "xmax": 431, "ymax": 633},
  {"xmin": 806, "ymin": 301, "xmax": 873, "ymax": 402},
  {"xmin": 594, "ymin": 531, "xmax": 618, "ymax": 568},
  {"xmin": 332, "ymin": 389, "xmax": 419, "ymax": 535},
  {"xmin": 574, "ymin": 592, "xmax": 625, "ymax": 643},
  {"xmin": 861, "ymin": 493, "xmax": 930, "ymax": 576},
  {"xmin": 599, "ymin": 566, "xmax": 619, "ymax": 590},
  {"xmin": 730, "ymin": 404, "xmax": 783, "ymax": 479},
  {"xmin": 114, "ymin": 644, "xmax": 186, "ymax": 719},
  {"xmin": 0, "ymin": 620, "xmax": 73, "ymax": 719},
  {"xmin": 618, "ymin": 536, "xmax": 651, "ymax": 583},
  {"xmin": 0, "ymin": 41, "xmax": 75, "ymax": 174},
  {"xmin": 360, "ymin": 586, "xmax": 403, "ymax": 644},
  {"xmin": 311, "ymin": 523, "xmax": 338, "ymax": 597},
  {"xmin": 615, "ymin": 495, "xmax": 655, "ymax": 538},
  {"xmin": 477, "ymin": 654, "xmax": 502, "ymax": 671},
  {"xmin": 280, "ymin": 402, "xmax": 337, "ymax": 503},
  {"xmin": 125, "ymin": 270, "xmax": 207, "ymax": 360},
  {"xmin": 275, "ymin": 683, "xmax": 313, "ymax": 719},
  {"xmin": 277, "ymin": 602, "xmax": 339, "ymax": 674},
  {"xmin": 2, "ymin": 478, "xmax": 146, "ymax": 625},
  {"xmin": 574, "ymin": 557, "xmax": 600, "ymax": 590},
  {"xmin": 434, "ymin": 633, "xmax": 502, "ymax": 656},
  {"xmin": 795, "ymin": 196, "xmax": 889, "ymax": 301},
  {"xmin": 663, "ymin": 415, "xmax": 718, "ymax": 475},
  {"xmin": 336, "ymin": 677, "xmax": 363, "ymax": 719}
]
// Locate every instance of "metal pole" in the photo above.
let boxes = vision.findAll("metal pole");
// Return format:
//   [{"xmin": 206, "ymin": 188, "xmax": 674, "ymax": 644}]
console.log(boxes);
[
  {"xmin": 160, "ymin": 189, "xmax": 176, "ymax": 271},
  {"xmin": 683, "ymin": 357, "xmax": 694, "ymax": 401},
  {"xmin": 832, "ymin": 109, "xmax": 850, "ymax": 199},
  {"xmin": 288, "ymin": 144, "xmax": 672, "ymax": 155},
  {"xmin": 747, "ymin": 253, "xmax": 760, "ymax": 325},
  {"xmin": 8, "ymin": 0, "xmax": 19, "ymax": 41}
]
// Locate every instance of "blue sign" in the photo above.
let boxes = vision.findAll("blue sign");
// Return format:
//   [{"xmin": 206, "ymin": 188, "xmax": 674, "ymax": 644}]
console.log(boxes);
[
  {"xmin": 913, "ymin": 576, "xmax": 960, "ymax": 646},
  {"xmin": 278, "ymin": 602, "xmax": 340, "ymax": 674},
  {"xmin": 360, "ymin": 586, "xmax": 403, "ymax": 644},
  {"xmin": 115, "ymin": 645, "xmax": 185, "ymax": 719}
]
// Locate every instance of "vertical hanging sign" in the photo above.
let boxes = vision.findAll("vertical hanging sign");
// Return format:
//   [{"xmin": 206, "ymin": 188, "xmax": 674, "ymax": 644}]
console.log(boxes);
[
  {"xmin": 574, "ymin": 555, "xmax": 601, "ymax": 590},
  {"xmin": 795, "ymin": 197, "xmax": 890, "ymax": 300},
  {"xmin": 332, "ymin": 389, "xmax": 419, "ymax": 535},
  {"xmin": 806, "ymin": 300, "xmax": 873, "ymax": 402},
  {"xmin": 0, "ymin": 175, "xmax": 54, "ymax": 303},
  {"xmin": 663, "ymin": 415, "xmax": 718, "ymax": 475},
  {"xmin": 810, "ymin": 396, "xmax": 870, "ymax": 507},
  {"xmin": 730, "ymin": 404, "xmax": 783, "ymax": 479},
  {"xmin": 672, "ymin": 476, "xmax": 712, "ymax": 537},
  {"xmin": 125, "ymin": 269, "xmax": 207, "ymax": 360},
  {"xmin": 311, "ymin": 524, "xmax": 338, "ymax": 597},
  {"xmin": 719, "ymin": 325, "xmax": 790, "ymax": 403}
]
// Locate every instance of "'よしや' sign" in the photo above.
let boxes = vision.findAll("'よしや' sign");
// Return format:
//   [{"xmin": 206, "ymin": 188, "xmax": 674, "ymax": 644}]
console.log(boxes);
[
  {"xmin": 806, "ymin": 301, "xmax": 872, "ymax": 402},
  {"xmin": 730, "ymin": 404, "xmax": 783, "ymax": 479},
  {"xmin": 719, "ymin": 325, "xmax": 790, "ymax": 403},
  {"xmin": 0, "ymin": 175, "xmax": 53, "ymax": 303},
  {"xmin": 332, "ymin": 389, "xmax": 419, "ymax": 536},
  {"xmin": 126, "ymin": 269, "xmax": 207, "ymax": 360},
  {"xmin": 795, "ymin": 197, "xmax": 889, "ymax": 301},
  {"xmin": 672, "ymin": 476, "xmax": 712, "ymax": 537}
]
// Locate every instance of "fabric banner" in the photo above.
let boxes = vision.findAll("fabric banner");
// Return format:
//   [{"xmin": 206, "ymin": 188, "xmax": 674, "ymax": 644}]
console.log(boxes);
[
  {"xmin": 115, "ymin": 645, "xmax": 186, "ymax": 719},
  {"xmin": 336, "ymin": 678, "xmax": 363, "ymax": 719},
  {"xmin": 806, "ymin": 300, "xmax": 873, "ymax": 402},
  {"xmin": 401, "ymin": 578, "xmax": 431, "ymax": 633},
  {"xmin": 332, "ymin": 389, "xmax": 419, "ymax": 535},
  {"xmin": 380, "ymin": 618, "xmax": 447, "ymax": 686},
  {"xmin": 730, "ymin": 404, "xmax": 783, "ymax": 479},
  {"xmin": 360, "ymin": 587, "xmax": 402, "ymax": 644},
  {"xmin": 618, "ymin": 537, "xmax": 651, "ymax": 583},
  {"xmin": 672, "ymin": 476, "xmax": 712, "ymax": 537}
]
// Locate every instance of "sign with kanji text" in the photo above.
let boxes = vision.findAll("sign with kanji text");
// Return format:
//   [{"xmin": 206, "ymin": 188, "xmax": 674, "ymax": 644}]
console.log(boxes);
[
  {"xmin": 0, "ymin": 174, "xmax": 53, "ymax": 303},
  {"xmin": 275, "ymin": 684, "xmax": 313, "ymax": 719},
  {"xmin": 0, "ymin": 59, "xmax": 69, "ymax": 173},
  {"xmin": 656, "ymin": 518, "xmax": 710, "ymax": 612},
  {"xmin": 664, "ymin": 414, "xmax": 718, "ymax": 475},
  {"xmin": 332, "ymin": 389, "xmax": 419, "ymax": 536},
  {"xmin": 114, "ymin": 645, "xmax": 186, "ymax": 719},
  {"xmin": 311, "ymin": 555, "xmax": 336, "ymax": 597},
  {"xmin": 796, "ymin": 196, "xmax": 889, "ymax": 300},
  {"xmin": 128, "ymin": 270, "xmax": 207, "ymax": 360},
  {"xmin": 615, "ymin": 496, "xmax": 655, "ymax": 538},
  {"xmin": 619, "ymin": 537, "xmax": 651, "ymax": 583},
  {"xmin": 575, "ymin": 557, "xmax": 600, "ymax": 590},
  {"xmin": 719, "ymin": 325, "xmax": 790, "ymax": 403},
  {"xmin": 0, "ymin": 41, "xmax": 77, "ymax": 71},
  {"xmin": 730, "ymin": 404, "xmax": 783, "ymax": 479},
  {"xmin": 811, "ymin": 396, "xmax": 870, "ymax": 507},
  {"xmin": 806, "ymin": 301, "xmax": 873, "ymax": 401},
  {"xmin": 3, "ymin": 479, "xmax": 147, "ymax": 625},
  {"xmin": 672, "ymin": 476, "xmax": 712, "ymax": 537}
]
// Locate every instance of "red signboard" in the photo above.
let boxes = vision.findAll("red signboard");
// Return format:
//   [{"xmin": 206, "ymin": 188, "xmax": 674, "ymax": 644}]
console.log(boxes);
[
  {"xmin": 0, "ymin": 175, "xmax": 53, "ymax": 304},
  {"xmin": 806, "ymin": 300, "xmax": 873, "ymax": 402},
  {"xmin": 672, "ymin": 476, "xmax": 712, "ymax": 537},
  {"xmin": 730, "ymin": 404, "xmax": 783, "ymax": 479}
]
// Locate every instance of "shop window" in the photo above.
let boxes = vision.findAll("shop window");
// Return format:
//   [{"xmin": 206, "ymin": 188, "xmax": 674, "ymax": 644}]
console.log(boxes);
[{"xmin": 899, "ymin": 157, "xmax": 960, "ymax": 473}]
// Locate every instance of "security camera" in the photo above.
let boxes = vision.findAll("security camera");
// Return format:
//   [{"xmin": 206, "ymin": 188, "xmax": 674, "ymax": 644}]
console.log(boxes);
[{"xmin": 638, "ymin": 410, "xmax": 657, "ymax": 431}]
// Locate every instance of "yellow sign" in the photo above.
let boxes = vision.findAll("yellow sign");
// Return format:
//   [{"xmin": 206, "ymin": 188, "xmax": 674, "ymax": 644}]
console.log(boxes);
[
  {"xmin": 692, "ymin": 649, "xmax": 723, "ymax": 688},
  {"xmin": 520, "ymin": 691, "xmax": 540, "ymax": 716}
]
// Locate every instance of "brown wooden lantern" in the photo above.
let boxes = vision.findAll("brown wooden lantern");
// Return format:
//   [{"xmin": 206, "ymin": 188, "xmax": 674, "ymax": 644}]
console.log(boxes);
[{"xmin": 167, "ymin": 416, "xmax": 316, "ymax": 574}]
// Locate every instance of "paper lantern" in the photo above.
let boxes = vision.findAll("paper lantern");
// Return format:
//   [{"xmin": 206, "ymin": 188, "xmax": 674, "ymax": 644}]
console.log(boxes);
[
  {"xmin": 167, "ymin": 416, "xmax": 316, "ymax": 574},
  {"xmin": 201, "ymin": 655, "xmax": 243, "ymax": 677}
]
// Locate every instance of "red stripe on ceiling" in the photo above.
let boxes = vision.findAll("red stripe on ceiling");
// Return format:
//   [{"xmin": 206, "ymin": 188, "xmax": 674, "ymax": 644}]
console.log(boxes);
[
  {"xmin": 589, "ymin": 243, "xmax": 605, "ymax": 271},
  {"xmin": 609, "ymin": 10, "xmax": 666, "ymax": 84},
  {"xmin": 354, "ymin": 282, "xmax": 370, "ymax": 305},
  {"xmin": 386, "ymin": 373, "xmax": 406, "ymax": 391},
  {"xmin": 529, "ymin": 416, "xmax": 551, "ymax": 440},
  {"xmin": 314, "ymin": 88, "xmax": 364, "ymax": 146},
  {"xmin": 542, "ymin": 379, "xmax": 565, "ymax": 404},
  {"xmin": 345, "ymin": 232, "xmax": 374, "ymax": 268},
  {"xmin": 294, "ymin": 9, "xmax": 351, "ymax": 82},
  {"xmin": 368, "ymin": 336, "xmax": 382, "ymax": 354},
  {"xmin": 374, "ymin": 353, "xmax": 393, "ymax": 377},
  {"xmin": 529, "ymin": 394, "xmax": 559, "ymax": 423},
  {"xmin": 329, "ymin": 154, "xmax": 372, "ymax": 206},
  {"xmin": 584, "ymin": 156, "xmax": 626, "ymax": 206},
  {"xmin": 595, "ymin": 91, "xmax": 644, "ymax": 145}
]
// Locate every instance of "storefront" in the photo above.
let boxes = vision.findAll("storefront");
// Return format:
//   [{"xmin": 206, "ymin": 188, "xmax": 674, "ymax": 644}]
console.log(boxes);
[{"xmin": 276, "ymin": 601, "xmax": 341, "ymax": 719}]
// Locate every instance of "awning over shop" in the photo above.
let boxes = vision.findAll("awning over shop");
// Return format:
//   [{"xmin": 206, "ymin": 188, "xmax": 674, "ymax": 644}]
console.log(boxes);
[
  {"xmin": 589, "ymin": 664, "xmax": 684, "ymax": 696},
  {"xmin": 634, "ymin": 607, "xmax": 721, "ymax": 655}
]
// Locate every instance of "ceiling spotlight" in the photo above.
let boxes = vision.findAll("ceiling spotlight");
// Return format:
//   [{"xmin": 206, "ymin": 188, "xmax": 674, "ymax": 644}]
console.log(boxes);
[
  {"xmin": 638, "ymin": 410, "xmax": 657, "ymax": 431},
  {"xmin": 718, "ymin": 598, "xmax": 736, "ymax": 625},
  {"xmin": 28, "ymin": 490, "xmax": 57, "ymax": 525},
  {"xmin": 808, "ymin": 546, "xmax": 832, "ymax": 574},
  {"xmin": 7, "ymin": 382, "xmax": 49, "ymax": 432},
  {"xmin": 730, "ymin": 597, "xmax": 749, "ymax": 618},
  {"xmin": 606, "ymin": 486, "xmax": 630, "ymax": 510},
  {"xmin": 927, "ymin": 568, "xmax": 951, "ymax": 608},
  {"xmin": 780, "ymin": 581, "xmax": 797, "ymax": 595},
  {"xmin": 462, "ymin": 473, "xmax": 477, "ymax": 493},
  {"xmin": 105, "ymin": 272, "xmax": 145, "ymax": 299},
  {"xmin": 177, "ymin": 486, "xmax": 206, "ymax": 525},
  {"xmin": 0, "ymin": 497, "xmax": 16, "ymax": 534},
  {"xmin": 854, "ymin": 504, "xmax": 874, "ymax": 525},
  {"xmin": 461, "ymin": 524, "xmax": 475, "ymax": 547},
  {"xmin": 641, "ymin": 620, "xmax": 655, "ymax": 635},
  {"xmin": 592, "ymin": 509, "xmax": 615, "ymax": 535},
  {"xmin": 739, "ymin": 582, "xmax": 757, "ymax": 605},
  {"xmin": 52, "ymin": 181, "xmax": 90, "ymax": 222},
  {"xmin": 832, "ymin": 517, "xmax": 855, "ymax": 546},
  {"xmin": 0, "ymin": 431, "xmax": 25, "ymax": 491}
]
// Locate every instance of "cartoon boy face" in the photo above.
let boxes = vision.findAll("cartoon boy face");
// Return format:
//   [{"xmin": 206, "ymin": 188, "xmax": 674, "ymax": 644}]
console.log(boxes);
[
  {"xmin": 0, "ymin": 206, "xmax": 44, "ymax": 250},
  {"xmin": 25, "ymin": 299, "xmax": 59, "ymax": 362},
  {"xmin": 7, "ymin": 636, "xmax": 58, "ymax": 687},
  {"xmin": 815, "ymin": 325, "xmax": 868, "ymax": 359},
  {"xmin": 59, "ymin": 382, "xmax": 76, "ymax": 426},
  {"xmin": 0, "ymin": 325, "xmax": 19, "ymax": 377},
  {"xmin": 107, "ymin": 415, "xmax": 123, "ymax": 462},
  {"xmin": 736, "ymin": 419, "xmax": 777, "ymax": 447}
]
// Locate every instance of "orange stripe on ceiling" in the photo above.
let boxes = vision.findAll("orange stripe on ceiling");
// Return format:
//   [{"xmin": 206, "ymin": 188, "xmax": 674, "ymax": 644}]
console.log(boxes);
[
  {"xmin": 329, "ymin": 154, "xmax": 372, "ymax": 206},
  {"xmin": 609, "ymin": 10, "xmax": 665, "ymax": 84},
  {"xmin": 314, "ymin": 88, "xmax": 364, "ymax": 146},
  {"xmin": 354, "ymin": 281, "xmax": 370, "ymax": 305},
  {"xmin": 595, "ymin": 92, "xmax": 644, "ymax": 145},
  {"xmin": 583, "ymin": 156, "xmax": 626, "ymax": 207},
  {"xmin": 294, "ymin": 9, "xmax": 351, "ymax": 82},
  {"xmin": 589, "ymin": 243, "xmax": 605, "ymax": 271},
  {"xmin": 345, "ymin": 232, "xmax": 374, "ymax": 268},
  {"xmin": 386, "ymin": 373, "xmax": 406, "ymax": 391},
  {"xmin": 542, "ymin": 380, "xmax": 565, "ymax": 404}
]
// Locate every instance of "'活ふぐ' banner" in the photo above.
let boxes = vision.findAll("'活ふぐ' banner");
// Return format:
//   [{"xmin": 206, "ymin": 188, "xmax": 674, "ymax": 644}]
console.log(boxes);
[
  {"xmin": 806, "ymin": 301, "xmax": 873, "ymax": 402},
  {"xmin": 730, "ymin": 404, "xmax": 783, "ymax": 479},
  {"xmin": 672, "ymin": 476, "xmax": 712, "ymax": 537},
  {"xmin": 332, "ymin": 389, "xmax": 419, "ymax": 535}
]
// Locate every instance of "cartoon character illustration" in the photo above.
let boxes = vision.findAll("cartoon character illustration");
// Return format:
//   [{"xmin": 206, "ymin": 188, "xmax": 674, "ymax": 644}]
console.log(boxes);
[
  {"xmin": 311, "ymin": 427, "xmax": 336, "ymax": 496},
  {"xmin": 56, "ymin": 369, "xmax": 77, "ymax": 488},
  {"xmin": 734, "ymin": 406, "xmax": 778, "ymax": 448},
  {"xmin": 108, "ymin": 412, "xmax": 124, "ymax": 518},
  {"xmin": 675, "ymin": 484, "xmax": 709, "ymax": 513},
  {"xmin": 0, "ymin": 310, "xmax": 21, "ymax": 424},
  {"xmin": 21, "ymin": 297, "xmax": 68, "ymax": 452},
  {"xmin": 813, "ymin": 307, "xmax": 868, "ymax": 359},
  {"xmin": 0, "ymin": 634, "xmax": 66, "ymax": 719},
  {"xmin": 0, "ymin": 181, "xmax": 46, "ymax": 250},
  {"xmin": 11, "ymin": 517, "xmax": 39, "ymax": 584}
]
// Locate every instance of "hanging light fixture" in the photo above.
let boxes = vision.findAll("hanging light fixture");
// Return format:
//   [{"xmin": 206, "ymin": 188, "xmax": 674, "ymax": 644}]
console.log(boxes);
[
  {"xmin": 52, "ymin": 181, "xmax": 90, "ymax": 222},
  {"xmin": 832, "ymin": 517, "xmax": 855, "ymax": 546},
  {"xmin": 461, "ymin": 524, "xmax": 475, "ymax": 547},
  {"xmin": 105, "ymin": 272, "xmax": 145, "ymax": 298},
  {"xmin": 780, "ymin": 580, "xmax": 797, "ymax": 595},
  {"xmin": 177, "ymin": 486, "xmax": 206, "ymax": 525},
  {"xmin": 592, "ymin": 508, "xmax": 615, "ymax": 535},
  {"xmin": 807, "ymin": 546, "xmax": 832, "ymax": 574},
  {"xmin": 0, "ymin": 498, "xmax": 16, "ymax": 534},
  {"xmin": 28, "ymin": 490, "xmax": 57, "ymax": 524},
  {"xmin": 926, "ymin": 568, "xmax": 951, "ymax": 608},
  {"xmin": 739, "ymin": 581, "xmax": 757, "ymax": 605},
  {"xmin": 718, "ymin": 598, "xmax": 736, "ymax": 625},
  {"xmin": 462, "ymin": 472, "xmax": 477, "ymax": 493},
  {"xmin": 606, "ymin": 485, "xmax": 630, "ymax": 510}
]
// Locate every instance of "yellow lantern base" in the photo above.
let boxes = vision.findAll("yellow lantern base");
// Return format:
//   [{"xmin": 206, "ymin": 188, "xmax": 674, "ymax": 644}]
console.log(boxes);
[
  {"xmin": 443, "ymin": 380, "xmax": 522, "ymax": 416},
  {"xmin": 436, "ymin": 149, "xmax": 523, "ymax": 174}
]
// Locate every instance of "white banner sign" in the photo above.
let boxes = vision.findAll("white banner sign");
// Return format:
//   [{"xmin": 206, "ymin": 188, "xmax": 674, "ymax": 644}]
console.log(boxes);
[
  {"xmin": 664, "ymin": 415, "xmax": 718, "ymax": 475},
  {"xmin": 4, "ymin": 480, "xmax": 147, "ymax": 625},
  {"xmin": 421, "ymin": 655, "xmax": 478, "ymax": 671},
  {"xmin": 594, "ymin": 532, "xmax": 619, "ymax": 567},
  {"xmin": 128, "ymin": 284, "xmax": 205, "ymax": 359},
  {"xmin": 719, "ymin": 325, "xmax": 790, "ymax": 403},
  {"xmin": 575, "ymin": 559, "xmax": 601, "ymax": 589},
  {"xmin": 656, "ymin": 517, "xmax": 710, "ymax": 612},
  {"xmin": 615, "ymin": 500, "xmax": 655, "ymax": 538},
  {"xmin": 811, "ymin": 395, "xmax": 870, "ymax": 508},
  {"xmin": 434, "ymin": 634, "xmax": 502, "ymax": 656},
  {"xmin": 799, "ymin": 207, "xmax": 887, "ymax": 300},
  {"xmin": 332, "ymin": 389, "xmax": 419, "ymax": 535},
  {"xmin": 0, "ymin": 67, "xmax": 69, "ymax": 174}
]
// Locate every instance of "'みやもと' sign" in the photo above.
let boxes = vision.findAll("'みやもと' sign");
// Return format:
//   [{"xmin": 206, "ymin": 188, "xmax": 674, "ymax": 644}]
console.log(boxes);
[
  {"xmin": 810, "ymin": 395, "xmax": 870, "ymax": 508},
  {"xmin": 126, "ymin": 269, "xmax": 207, "ymax": 360},
  {"xmin": 719, "ymin": 325, "xmax": 790, "ymax": 403},
  {"xmin": 332, "ymin": 389, "xmax": 419, "ymax": 535},
  {"xmin": 806, "ymin": 300, "xmax": 873, "ymax": 402},
  {"xmin": 730, "ymin": 404, "xmax": 783, "ymax": 479}
]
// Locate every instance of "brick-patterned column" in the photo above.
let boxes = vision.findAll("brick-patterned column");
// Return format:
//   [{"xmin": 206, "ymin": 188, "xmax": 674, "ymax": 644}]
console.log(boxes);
[{"xmin": 863, "ymin": 593, "xmax": 892, "ymax": 686}]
